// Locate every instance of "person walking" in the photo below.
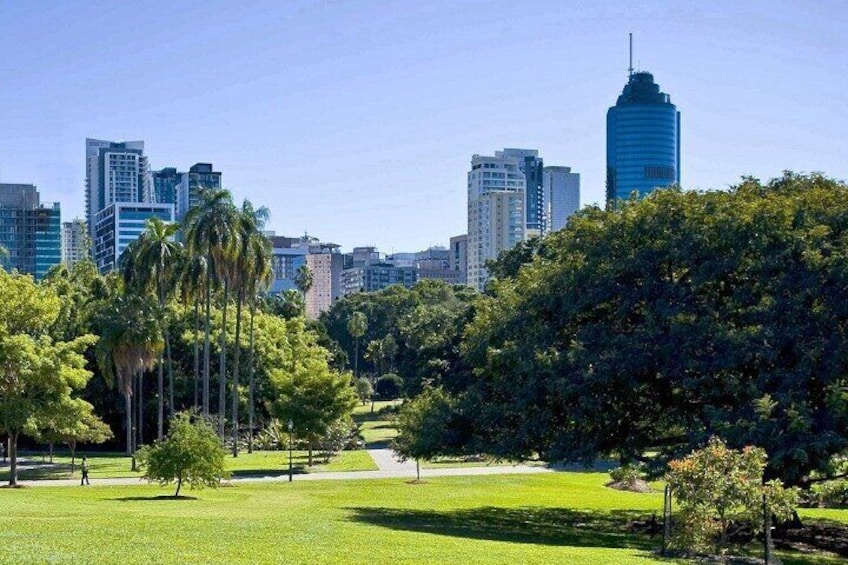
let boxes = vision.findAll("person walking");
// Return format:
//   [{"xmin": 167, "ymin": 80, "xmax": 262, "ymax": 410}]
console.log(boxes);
[{"xmin": 80, "ymin": 456, "xmax": 90, "ymax": 486}]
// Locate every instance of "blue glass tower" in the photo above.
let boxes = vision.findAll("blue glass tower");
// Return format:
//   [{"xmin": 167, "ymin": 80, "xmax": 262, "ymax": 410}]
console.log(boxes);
[{"xmin": 606, "ymin": 71, "xmax": 680, "ymax": 206}]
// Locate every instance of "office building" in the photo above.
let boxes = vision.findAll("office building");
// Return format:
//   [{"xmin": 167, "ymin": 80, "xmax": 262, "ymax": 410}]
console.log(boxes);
[
  {"xmin": 449, "ymin": 234, "xmax": 467, "ymax": 285},
  {"xmin": 0, "ymin": 183, "xmax": 62, "ymax": 280},
  {"xmin": 606, "ymin": 70, "xmax": 680, "ymax": 205},
  {"xmin": 152, "ymin": 167, "xmax": 181, "ymax": 205},
  {"xmin": 93, "ymin": 203, "xmax": 174, "ymax": 273},
  {"xmin": 341, "ymin": 263, "xmax": 418, "ymax": 295},
  {"xmin": 415, "ymin": 246, "xmax": 463, "ymax": 285},
  {"xmin": 268, "ymin": 234, "xmax": 344, "ymax": 318},
  {"xmin": 543, "ymin": 166, "xmax": 581, "ymax": 232},
  {"xmin": 61, "ymin": 218, "xmax": 89, "ymax": 267},
  {"xmin": 500, "ymin": 149, "xmax": 544, "ymax": 236},
  {"xmin": 467, "ymin": 151, "xmax": 526, "ymax": 291},
  {"xmin": 85, "ymin": 139, "xmax": 150, "ymax": 242}
]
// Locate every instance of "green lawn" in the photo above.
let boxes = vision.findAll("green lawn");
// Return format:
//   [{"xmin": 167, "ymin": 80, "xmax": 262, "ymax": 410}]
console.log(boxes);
[
  {"xmin": 0, "ymin": 448, "xmax": 377, "ymax": 482},
  {"xmin": 0, "ymin": 471, "xmax": 843, "ymax": 564},
  {"xmin": 354, "ymin": 400, "xmax": 401, "ymax": 448}
]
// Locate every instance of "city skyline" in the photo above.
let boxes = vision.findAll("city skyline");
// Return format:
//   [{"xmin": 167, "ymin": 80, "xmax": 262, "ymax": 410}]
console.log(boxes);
[{"xmin": 1, "ymin": 1, "xmax": 846, "ymax": 252}]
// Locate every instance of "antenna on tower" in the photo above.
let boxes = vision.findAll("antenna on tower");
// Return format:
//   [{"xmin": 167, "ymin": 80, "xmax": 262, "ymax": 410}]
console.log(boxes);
[{"xmin": 628, "ymin": 33, "xmax": 634, "ymax": 76}]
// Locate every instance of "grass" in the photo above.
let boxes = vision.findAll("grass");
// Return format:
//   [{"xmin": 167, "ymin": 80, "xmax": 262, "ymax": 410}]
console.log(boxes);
[
  {"xmin": 354, "ymin": 400, "xmax": 401, "ymax": 448},
  {"xmin": 0, "ymin": 471, "xmax": 844, "ymax": 564},
  {"xmin": 0, "ymin": 448, "xmax": 377, "ymax": 482}
]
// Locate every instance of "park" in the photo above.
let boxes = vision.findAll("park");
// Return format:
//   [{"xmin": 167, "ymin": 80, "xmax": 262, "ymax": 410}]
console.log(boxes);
[{"xmin": 4, "ymin": 175, "xmax": 848, "ymax": 563}]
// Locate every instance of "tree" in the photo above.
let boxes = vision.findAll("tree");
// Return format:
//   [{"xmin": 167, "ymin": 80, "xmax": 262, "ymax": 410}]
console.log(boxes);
[
  {"xmin": 294, "ymin": 264, "xmax": 313, "ymax": 299},
  {"xmin": 457, "ymin": 173, "xmax": 848, "ymax": 484},
  {"xmin": 667, "ymin": 437, "xmax": 799, "ymax": 554},
  {"xmin": 267, "ymin": 349, "xmax": 356, "ymax": 466},
  {"xmin": 347, "ymin": 311, "xmax": 367, "ymax": 379},
  {"xmin": 29, "ymin": 398, "xmax": 112, "ymax": 472},
  {"xmin": 393, "ymin": 387, "xmax": 462, "ymax": 481},
  {"xmin": 244, "ymin": 230, "xmax": 272, "ymax": 453},
  {"xmin": 0, "ymin": 270, "xmax": 96, "ymax": 486},
  {"xmin": 354, "ymin": 377, "xmax": 373, "ymax": 405},
  {"xmin": 94, "ymin": 293, "xmax": 163, "ymax": 464},
  {"xmin": 184, "ymin": 187, "xmax": 240, "ymax": 424},
  {"xmin": 375, "ymin": 373, "xmax": 403, "ymax": 400},
  {"xmin": 136, "ymin": 411, "xmax": 230, "ymax": 497},
  {"xmin": 122, "ymin": 217, "xmax": 182, "ymax": 439}
]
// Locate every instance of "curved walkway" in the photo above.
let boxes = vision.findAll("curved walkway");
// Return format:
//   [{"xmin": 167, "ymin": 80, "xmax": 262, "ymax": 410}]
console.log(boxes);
[{"xmin": 13, "ymin": 449, "xmax": 553, "ymax": 488}]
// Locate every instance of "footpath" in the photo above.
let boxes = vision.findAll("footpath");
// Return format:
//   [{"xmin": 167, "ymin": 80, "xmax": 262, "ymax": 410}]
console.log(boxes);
[{"xmin": 12, "ymin": 449, "xmax": 553, "ymax": 488}]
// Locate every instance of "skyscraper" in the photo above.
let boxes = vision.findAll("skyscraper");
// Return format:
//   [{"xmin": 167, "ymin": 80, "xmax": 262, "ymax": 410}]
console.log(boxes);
[
  {"xmin": 85, "ymin": 138, "xmax": 150, "ymax": 241},
  {"xmin": 543, "ymin": 166, "xmax": 580, "ymax": 232},
  {"xmin": 501, "ymin": 148, "xmax": 544, "ymax": 236},
  {"xmin": 0, "ymin": 183, "xmax": 61, "ymax": 280},
  {"xmin": 176, "ymin": 163, "xmax": 222, "ymax": 220},
  {"xmin": 606, "ymin": 69, "xmax": 680, "ymax": 205},
  {"xmin": 61, "ymin": 218, "xmax": 89, "ymax": 267},
  {"xmin": 467, "ymin": 151, "xmax": 526, "ymax": 291},
  {"xmin": 152, "ymin": 167, "xmax": 181, "ymax": 205}
]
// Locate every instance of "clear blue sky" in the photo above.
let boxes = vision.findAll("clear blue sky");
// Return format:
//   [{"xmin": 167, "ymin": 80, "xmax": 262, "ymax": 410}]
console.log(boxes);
[{"xmin": 1, "ymin": 1, "xmax": 845, "ymax": 252}]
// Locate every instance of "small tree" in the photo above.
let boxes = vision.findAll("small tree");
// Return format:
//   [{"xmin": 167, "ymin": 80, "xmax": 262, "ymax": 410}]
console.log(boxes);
[
  {"xmin": 354, "ymin": 377, "xmax": 373, "ymax": 405},
  {"xmin": 136, "ymin": 411, "xmax": 229, "ymax": 497},
  {"xmin": 393, "ymin": 387, "xmax": 457, "ymax": 481},
  {"xmin": 29, "ymin": 397, "xmax": 112, "ymax": 472},
  {"xmin": 375, "ymin": 373, "xmax": 404, "ymax": 400},
  {"xmin": 667, "ymin": 437, "xmax": 799, "ymax": 554}
]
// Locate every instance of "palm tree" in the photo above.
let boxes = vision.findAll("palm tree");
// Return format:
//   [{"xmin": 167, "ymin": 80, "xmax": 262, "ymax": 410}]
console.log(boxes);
[
  {"xmin": 184, "ymin": 188, "xmax": 240, "ymax": 426},
  {"xmin": 245, "ymin": 231, "xmax": 272, "ymax": 453},
  {"xmin": 347, "ymin": 311, "xmax": 368, "ymax": 380},
  {"xmin": 94, "ymin": 294, "xmax": 163, "ymax": 469},
  {"xmin": 294, "ymin": 264, "xmax": 313, "ymax": 307},
  {"xmin": 230, "ymin": 200, "xmax": 270, "ymax": 456},
  {"xmin": 177, "ymin": 254, "xmax": 208, "ymax": 409},
  {"xmin": 121, "ymin": 217, "xmax": 182, "ymax": 439}
]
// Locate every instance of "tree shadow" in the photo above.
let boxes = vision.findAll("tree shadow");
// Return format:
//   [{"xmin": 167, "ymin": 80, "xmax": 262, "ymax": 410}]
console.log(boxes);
[
  {"xmin": 230, "ymin": 466, "xmax": 308, "ymax": 478},
  {"xmin": 346, "ymin": 506, "xmax": 657, "ymax": 550},
  {"xmin": 110, "ymin": 495, "xmax": 198, "ymax": 501}
]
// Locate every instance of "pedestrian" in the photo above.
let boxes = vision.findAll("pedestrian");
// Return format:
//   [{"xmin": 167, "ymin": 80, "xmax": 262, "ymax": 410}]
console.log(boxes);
[{"xmin": 81, "ymin": 455, "xmax": 90, "ymax": 486}]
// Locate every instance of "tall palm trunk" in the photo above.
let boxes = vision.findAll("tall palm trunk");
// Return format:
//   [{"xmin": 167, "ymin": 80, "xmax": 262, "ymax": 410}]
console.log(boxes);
[
  {"xmin": 232, "ymin": 287, "xmax": 243, "ymax": 457},
  {"xmin": 203, "ymin": 272, "xmax": 212, "ymax": 417},
  {"xmin": 137, "ymin": 371, "xmax": 144, "ymax": 448},
  {"xmin": 218, "ymin": 280, "xmax": 229, "ymax": 437},
  {"xmin": 247, "ymin": 298, "xmax": 257, "ymax": 453},
  {"xmin": 166, "ymin": 335, "xmax": 174, "ymax": 419},
  {"xmin": 193, "ymin": 294, "xmax": 201, "ymax": 408},
  {"xmin": 157, "ymin": 354, "xmax": 164, "ymax": 439}
]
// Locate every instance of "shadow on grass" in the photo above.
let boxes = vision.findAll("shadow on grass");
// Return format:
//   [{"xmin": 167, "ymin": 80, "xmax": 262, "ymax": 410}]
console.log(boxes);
[
  {"xmin": 230, "ymin": 466, "xmax": 308, "ymax": 478},
  {"xmin": 778, "ymin": 554, "xmax": 848, "ymax": 565},
  {"xmin": 110, "ymin": 495, "xmax": 198, "ymax": 501},
  {"xmin": 347, "ymin": 506, "xmax": 656, "ymax": 550}
]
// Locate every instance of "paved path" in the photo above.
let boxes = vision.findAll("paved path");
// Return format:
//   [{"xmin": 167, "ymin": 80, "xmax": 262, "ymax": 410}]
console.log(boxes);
[{"xmin": 14, "ymin": 450, "xmax": 553, "ymax": 488}]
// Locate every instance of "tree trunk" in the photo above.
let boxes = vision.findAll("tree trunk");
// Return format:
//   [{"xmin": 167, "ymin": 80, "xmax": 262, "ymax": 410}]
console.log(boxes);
[
  {"xmin": 354, "ymin": 337, "xmax": 359, "ymax": 379},
  {"xmin": 218, "ymin": 280, "xmax": 229, "ymax": 438},
  {"xmin": 157, "ymin": 352, "xmax": 164, "ymax": 440},
  {"xmin": 232, "ymin": 288, "xmax": 243, "ymax": 457},
  {"xmin": 167, "ymin": 335, "xmax": 174, "ymax": 420},
  {"xmin": 416, "ymin": 459, "xmax": 420, "ymax": 482},
  {"xmin": 125, "ymin": 392, "xmax": 132, "ymax": 457},
  {"xmin": 137, "ymin": 372, "xmax": 144, "ymax": 448},
  {"xmin": 175, "ymin": 475, "xmax": 182, "ymax": 497},
  {"xmin": 247, "ymin": 299, "xmax": 257, "ymax": 454},
  {"xmin": 193, "ymin": 294, "xmax": 201, "ymax": 409},
  {"xmin": 68, "ymin": 441, "xmax": 77, "ymax": 474},
  {"xmin": 8, "ymin": 430, "xmax": 19, "ymax": 486},
  {"xmin": 308, "ymin": 438, "xmax": 313, "ymax": 467},
  {"xmin": 203, "ymin": 274, "xmax": 212, "ymax": 417},
  {"xmin": 49, "ymin": 443, "xmax": 53, "ymax": 464}
]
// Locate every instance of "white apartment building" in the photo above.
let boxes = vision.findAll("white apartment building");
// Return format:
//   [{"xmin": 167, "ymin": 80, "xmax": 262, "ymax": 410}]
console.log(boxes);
[
  {"xmin": 467, "ymin": 151, "xmax": 526, "ymax": 291},
  {"xmin": 61, "ymin": 218, "xmax": 89, "ymax": 267}
]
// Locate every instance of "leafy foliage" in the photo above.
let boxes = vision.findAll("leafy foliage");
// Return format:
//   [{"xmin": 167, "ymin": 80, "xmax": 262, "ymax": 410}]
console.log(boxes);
[
  {"xmin": 667, "ymin": 437, "xmax": 799, "ymax": 554},
  {"xmin": 136, "ymin": 411, "xmax": 230, "ymax": 496}
]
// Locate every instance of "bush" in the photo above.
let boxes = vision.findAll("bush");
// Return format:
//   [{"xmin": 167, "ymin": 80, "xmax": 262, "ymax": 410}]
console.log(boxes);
[
  {"xmin": 809, "ymin": 479, "xmax": 848, "ymax": 507},
  {"xmin": 375, "ymin": 373, "xmax": 403, "ymax": 400},
  {"xmin": 609, "ymin": 463, "xmax": 643, "ymax": 486},
  {"xmin": 320, "ymin": 417, "xmax": 356, "ymax": 461},
  {"xmin": 136, "ymin": 412, "xmax": 230, "ymax": 497},
  {"xmin": 255, "ymin": 419, "xmax": 289, "ymax": 451},
  {"xmin": 667, "ymin": 436, "xmax": 799, "ymax": 555},
  {"xmin": 355, "ymin": 377, "xmax": 373, "ymax": 405}
]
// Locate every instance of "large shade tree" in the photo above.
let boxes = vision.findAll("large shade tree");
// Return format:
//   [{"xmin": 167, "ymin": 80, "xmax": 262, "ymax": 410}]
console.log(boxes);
[{"xmin": 457, "ymin": 173, "xmax": 848, "ymax": 485}]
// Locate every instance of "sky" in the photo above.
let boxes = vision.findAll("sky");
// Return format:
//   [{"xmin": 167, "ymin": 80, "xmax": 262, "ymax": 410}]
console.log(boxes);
[{"xmin": 0, "ymin": 0, "xmax": 846, "ymax": 253}]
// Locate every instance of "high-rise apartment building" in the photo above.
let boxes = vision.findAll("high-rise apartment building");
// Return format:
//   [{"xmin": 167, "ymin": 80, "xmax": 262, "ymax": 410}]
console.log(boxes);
[
  {"xmin": 176, "ymin": 163, "xmax": 221, "ymax": 220},
  {"xmin": 0, "ymin": 183, "xmax": 61, "ymax": 280},
  {"xmin": 61, "ymin": 218, "xmax": 89, "ymax": 267},
  {"xmin": 268, "ymin": 234, "xmax": 343, "ymax": 319},
  {"xmin": 501, "ymin": 149, "xmax": 544, "ymax": 236},
  {"xmin": 543, "ymin": 166, "xmax": 580, "ymax": 232},
  {"xmin": 606, "ymin": 71, "xmax": 680, "ymax": 205},
  {"xmin": 85, "ymin": 139, "xmax": 150, "ymax": 241},
  {"xmin": 152, "ymin": 167, "xmax": 181, "ymax": 205},
  {"xmin": 467, "ymin": 151, "xmax": 526, "ymax": 291}
]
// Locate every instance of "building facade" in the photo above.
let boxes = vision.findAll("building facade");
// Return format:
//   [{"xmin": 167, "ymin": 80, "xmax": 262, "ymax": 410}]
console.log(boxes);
[
  {"xmin": 152, "ymin": 167, "xmax": 180, "ymax": 205},
  {"xmin": 85, "ymin": 139, "xmax": 149, "ymax": 242},
  {"xmin": 606, "ymin": 71, "xmax": 680, "ymax": 205},
  {"xmin": 176, "ymin": 163, "xmax": 222, "ymax": 220},
  {"xmin": 93, "ymin": 203, "xmax": 174, "ymax": 273},
  {"xmin": 543, "ymin": 166, "xmax": 581, "ymax": 233},
  {"xmin": 0, "ymin": 183, "xmax": 61, "ymax": 280},
  {"xmin": 501, "ymin": 149, "xmax": 544, "ymax": 236},
  {"xmin": 61, "ymin": 218, "xmax": 89, "ymax": 267},
  {"xmin": 467, "ymin": 151, "xmax": 526, "ymax": 291},
  {"xmin": 341, "ymin": 263, "xmax": 418, "ymax": 295},
  {"xmin": 304, "ymin": 251, "xmax": 345, "ymax": 319},
  {"xmin": 449, "ymin": 234, "xmax": 467, "ymax": 285}
]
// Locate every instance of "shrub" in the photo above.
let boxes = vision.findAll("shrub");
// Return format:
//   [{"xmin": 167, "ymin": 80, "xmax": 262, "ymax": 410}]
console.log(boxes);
[
  {"xmin": 809, "ymin": 479, "xmax": 848, "ymax": 507},
  {"xmin": 355, "ymin": 377, "xmax": 373, "ymax": 405},
  {"xmin": 375, "ymin": 373, "xmax": 403, "ymax": 400},
  {"xmin": 609, "ymin": 463, "xmax": 643, "ymax": 486},
  {"xmin": 136, "ymin": 411, "xmax": 230, "ymax": 497},
  {"xmin": 667, "ymin": 437, "xmax": 799, "ymax": 555}
]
